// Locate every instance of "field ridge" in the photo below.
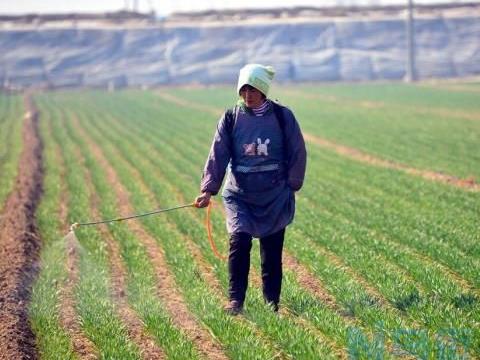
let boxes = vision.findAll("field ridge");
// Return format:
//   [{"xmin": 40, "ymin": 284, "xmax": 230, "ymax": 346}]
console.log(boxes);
[{"xmin": 0, "ymin": 94, "xmax": 43, "ymax": 359}]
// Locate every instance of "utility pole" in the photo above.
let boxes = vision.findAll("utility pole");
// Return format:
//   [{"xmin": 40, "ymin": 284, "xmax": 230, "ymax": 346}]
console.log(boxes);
[{"xmin": 405, "ymin": 0, "xmax": 416, "ymax": 82}]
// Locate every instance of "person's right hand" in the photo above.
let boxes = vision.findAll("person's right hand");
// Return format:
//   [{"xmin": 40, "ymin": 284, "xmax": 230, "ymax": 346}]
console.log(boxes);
[{"xmin": 194, "ymin": 192, "xmax": 212, "ymax": 208}]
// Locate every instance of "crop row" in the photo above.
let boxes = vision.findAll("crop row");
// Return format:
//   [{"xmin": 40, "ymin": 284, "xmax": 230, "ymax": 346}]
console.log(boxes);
[
  {"xmin": 149, "ymin": 87, "xmax": 479, "ymax": 288},
  {"xmin": 29, "ymin": 97, "xmax": 77, "ymax": 359},
  {"xmin": 134, "ymin": 89, "xmax": 478, "ymax": 354},
  {"xmin": 141, "ymin": 91, "xmax": 479, "ymax": 355}
]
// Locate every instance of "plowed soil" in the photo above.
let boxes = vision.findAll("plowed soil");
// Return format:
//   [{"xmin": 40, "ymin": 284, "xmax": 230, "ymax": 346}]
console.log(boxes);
[{"xmin": 0, "ymin": 94, "xmax": 43, "ymax": 359}]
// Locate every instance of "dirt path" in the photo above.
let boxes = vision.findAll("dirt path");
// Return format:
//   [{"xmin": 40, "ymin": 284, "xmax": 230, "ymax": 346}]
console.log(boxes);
[
  {"xmin": 0, "ymin": 94, "xmax": 43, "ymax": 359},
  {"xmin": 71, "ymin": 116, "xmax": 228, "ymax": 360},
  {"xmin": 157, "ymin": 91, "xmax": 480, "ymax": 192}
]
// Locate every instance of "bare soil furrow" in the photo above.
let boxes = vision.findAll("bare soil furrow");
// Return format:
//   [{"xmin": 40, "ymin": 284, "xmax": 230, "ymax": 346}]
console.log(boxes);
[
  {"xmin": 73, "ymin": 117, "xmax": 228, "ymax": 360},
  {"xmin": 414, "ymin": 106, "xmax": 480, "ymax": 122},
  {"xmin": 71, "ymin": 136, "xmax": 165, "ymax": 359},
  {"xmin": 157, "ymin": 91, "xmax": 480, "ymax": 191},
  {"xmin": 0, "ymin": 94, "xmax": 43, "ymax": 359},
  {"xmin": 157, "ymin": 92, "xmax": 221, "ymax": 117},
  {"xmin": 410, "ymin": 250, "xmax": 479, "ymax": 296}
]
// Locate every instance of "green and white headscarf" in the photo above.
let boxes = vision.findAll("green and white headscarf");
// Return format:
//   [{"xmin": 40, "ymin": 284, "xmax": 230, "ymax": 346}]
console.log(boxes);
[{"xmin": 237, "ymin": 64, "xmax": 275, "ymax": 96}]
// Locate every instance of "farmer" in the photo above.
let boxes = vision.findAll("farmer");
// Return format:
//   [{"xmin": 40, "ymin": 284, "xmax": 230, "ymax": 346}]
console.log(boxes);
[{"xmin": 195, "ymin": 64, "xmax": 307, "ymax": 315}]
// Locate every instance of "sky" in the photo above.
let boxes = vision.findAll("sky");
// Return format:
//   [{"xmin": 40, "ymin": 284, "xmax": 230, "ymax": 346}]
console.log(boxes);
[{"xmin": 0, "ymin": 0, "xmax": 476, "ymax": 16}]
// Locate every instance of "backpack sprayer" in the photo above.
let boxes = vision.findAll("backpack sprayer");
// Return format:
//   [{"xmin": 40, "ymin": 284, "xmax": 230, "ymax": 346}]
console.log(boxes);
[{"xmin": 68, "ymin": 201, "xmax": 226, "ymax": 261}]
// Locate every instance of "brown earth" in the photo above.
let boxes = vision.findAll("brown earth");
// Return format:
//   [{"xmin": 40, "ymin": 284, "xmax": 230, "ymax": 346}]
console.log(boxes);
[{"xmin": 0, "ymin": 94, "xmax": 43, "ymax": 359}]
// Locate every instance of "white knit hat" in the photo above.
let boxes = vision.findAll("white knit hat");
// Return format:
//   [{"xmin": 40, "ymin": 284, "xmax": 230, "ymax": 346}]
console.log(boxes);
[{"xmin": 237, "ymin": 64, "xmax": 275, "ymax": 96}]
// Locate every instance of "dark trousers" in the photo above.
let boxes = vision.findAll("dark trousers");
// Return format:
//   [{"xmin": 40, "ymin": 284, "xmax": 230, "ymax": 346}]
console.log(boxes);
[{"xmin": 228, "ymin": 228, "xmax": 285, "ymax": 306}]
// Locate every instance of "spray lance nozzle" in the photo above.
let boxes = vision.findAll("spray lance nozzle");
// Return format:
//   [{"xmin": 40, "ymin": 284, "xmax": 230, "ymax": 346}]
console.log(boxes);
[{"xmin": 70, "ymin": 223, "xmax": 79, "ymax": 232}]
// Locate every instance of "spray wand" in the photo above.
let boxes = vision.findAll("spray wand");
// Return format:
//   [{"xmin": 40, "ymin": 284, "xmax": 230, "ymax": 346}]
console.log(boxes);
[
  {"xmin": 69, "ymin": 201, "xmax": 226, "ymax": 261},
  {"xmin": 70, "ymin": 203, "xmax": 196, "ymax": 232}
]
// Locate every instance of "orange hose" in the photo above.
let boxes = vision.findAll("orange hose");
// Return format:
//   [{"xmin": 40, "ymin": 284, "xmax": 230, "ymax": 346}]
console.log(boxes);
[{"xmin": 205, "ymin": 200, "xmax": 227, "ymax": 261}]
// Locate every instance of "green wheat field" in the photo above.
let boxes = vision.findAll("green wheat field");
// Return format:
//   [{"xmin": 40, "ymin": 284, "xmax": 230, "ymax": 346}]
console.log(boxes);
[{"xmin": 2, "ymin": 82, "xmax": 478, "ymax": 359}]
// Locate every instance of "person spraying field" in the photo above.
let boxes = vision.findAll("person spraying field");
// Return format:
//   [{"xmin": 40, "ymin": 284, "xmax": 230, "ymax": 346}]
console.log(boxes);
[
  {"xmin": 195, "ymin": 64, "xmax": 307, "ymax": 315},
  {"xmin": 68, "ymin": 201, "xmax": 226, "ymax": 262},
  {"xmin": 66, "ymin": 64, "xmax": 306, "ymax": 316}
]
